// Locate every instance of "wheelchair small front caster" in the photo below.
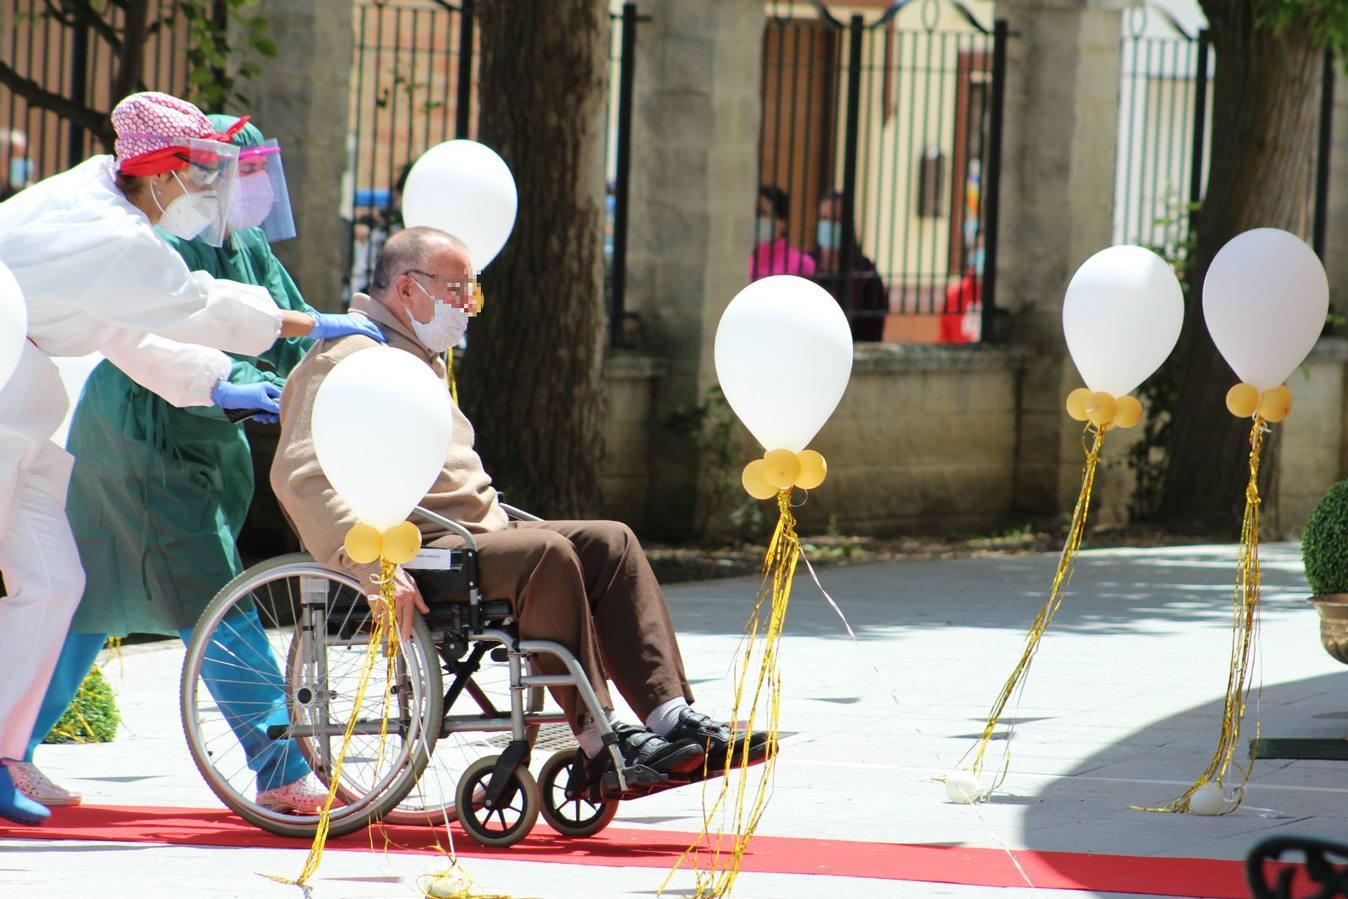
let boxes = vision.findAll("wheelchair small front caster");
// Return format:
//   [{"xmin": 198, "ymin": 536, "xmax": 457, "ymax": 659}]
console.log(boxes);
[
  {"xmin": 538, "ymin": 749, "xmax": 618, "ymax": 838},
  {"xmin": 455, "ymin": 755, "xmax": 540, "ymax": 847}
]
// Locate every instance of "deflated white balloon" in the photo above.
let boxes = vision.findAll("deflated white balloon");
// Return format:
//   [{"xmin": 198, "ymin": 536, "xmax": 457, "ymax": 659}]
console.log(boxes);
[
  {"xmin": 714, "ymin": 275, "xmax": 853, "ymax": 453},
  {"xmin": 944, "ymin": 772, "xmax": 983, "ymax": 804},
  {"xmin": 1203, "ymin": 228, "xmax": 1328, "ymax": 390},
  {"xmin": 0, "ymin": 261, "xmax": 27, "ymax": 392},
  {"xmin": 1188, "ymin": 783, "xmax": 1226, "ymax": 816},
  {"xmin": 402, "ymin": 140, "xmax": 518, "ymax": 271},
  {"xmin": 1062, "ymin": 245, "xmax": 1183, "ymax": 396},
  {"xmin": 312, "ymin": 346, "xmax": 454, "ymax": 530}
]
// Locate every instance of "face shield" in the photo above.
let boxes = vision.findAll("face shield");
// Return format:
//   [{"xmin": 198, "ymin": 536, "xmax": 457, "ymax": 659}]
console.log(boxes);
[
  {"xmin": 229, "ymin": 139, "xmax": 296, "ymax": 241},
  {"xmin": 160, "ymin": 138, "xmax": 239, "ymax": 247}
]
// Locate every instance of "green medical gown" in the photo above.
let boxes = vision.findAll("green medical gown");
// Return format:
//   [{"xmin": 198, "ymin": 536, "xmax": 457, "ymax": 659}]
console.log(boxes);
[{"xmin": 65, "ymin": 228, "xmax": 314, "ymax": 634}]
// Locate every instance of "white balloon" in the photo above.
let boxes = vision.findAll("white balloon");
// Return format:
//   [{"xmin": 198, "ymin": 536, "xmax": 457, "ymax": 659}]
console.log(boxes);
[
  {"xmin": 1203, "ymin": 228, "xmax": 1328, "ymax": 390},
  {"xmin": 1187, "ymin": 783, "xmax": 1226, "ymax": 816},
  {"xmin": 312, "ymin": 346, "xmax": 454, "ymax": 530},
  {"xmin": 714, "ymin": 275, "xmax": 853, "ymax": 453},
  {"xmin": 944, "ymin": 772, "xmax": 983, "ymax": 805},
  {"xmin": 0, "ymin": 261, "xmax": 28, "ymax": 392},
  {"xmin": 402, "ymin": 140, "xmax": 518, "ymax": 271},
  {"xmin": 1062, "ymin": 245, "xmax": 1183, "ymax": 396}
]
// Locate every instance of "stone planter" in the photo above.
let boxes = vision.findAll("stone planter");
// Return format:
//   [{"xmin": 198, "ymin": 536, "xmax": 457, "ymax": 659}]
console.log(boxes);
[{"xmin": 1310, "ymin": 594, "xmax": 1348, "ymax": 664}]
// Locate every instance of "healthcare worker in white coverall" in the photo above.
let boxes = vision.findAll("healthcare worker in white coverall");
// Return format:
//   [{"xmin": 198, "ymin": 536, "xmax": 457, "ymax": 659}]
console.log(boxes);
[{"xmin": 0, "ymin": 91, "xmax": 384, "ymax": 826}]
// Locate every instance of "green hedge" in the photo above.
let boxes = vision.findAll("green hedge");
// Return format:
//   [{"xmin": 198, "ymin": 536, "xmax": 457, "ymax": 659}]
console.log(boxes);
[
  {"xmin": 1303, "ymin": 479, "xmax": 1348, "ymax": 595},
  {"xmin": 43, "ymin": 666, "xmax": 119, "ymax": 745}
]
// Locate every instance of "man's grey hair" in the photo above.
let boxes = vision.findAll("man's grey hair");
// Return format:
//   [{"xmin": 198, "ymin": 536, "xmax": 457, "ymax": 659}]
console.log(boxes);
[{"xmin": 370, "ymin": 226, "xmax": 471, "ymax": 292}]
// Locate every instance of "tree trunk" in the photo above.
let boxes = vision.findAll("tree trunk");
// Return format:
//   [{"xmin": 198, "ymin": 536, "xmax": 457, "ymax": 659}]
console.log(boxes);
[
  {"xmin": 466, "ymin": 0, "xmax": 609, "ymax": 519},
  {"xmin": 1156, "ymin": 2, "xmax": 1322, "ymax": 534}
]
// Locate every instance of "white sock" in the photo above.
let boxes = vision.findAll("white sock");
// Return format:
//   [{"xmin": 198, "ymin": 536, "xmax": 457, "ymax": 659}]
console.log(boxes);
[
  {"xmin": 576, "ymin": 709, "xmax": 616, "ymax": 758},
  {"xmin": 644, "ymin": 697, "xmax": 690, "ymax": 737}
]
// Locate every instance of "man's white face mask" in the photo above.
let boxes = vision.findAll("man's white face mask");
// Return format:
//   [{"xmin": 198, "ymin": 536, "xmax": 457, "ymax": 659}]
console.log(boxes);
[
  {"xmin": 410, "ymin": 278, "xmax": 470, "ymax": 353},
  {"xmin": 153, "ymin": 170, "xmax": 219, "ymax": 240}
]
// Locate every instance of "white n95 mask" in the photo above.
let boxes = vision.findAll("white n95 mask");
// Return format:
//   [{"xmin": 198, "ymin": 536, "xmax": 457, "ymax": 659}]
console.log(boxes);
[{"xmin": 154, "ymin": 171, "xmax": 219, "ymax": 240}]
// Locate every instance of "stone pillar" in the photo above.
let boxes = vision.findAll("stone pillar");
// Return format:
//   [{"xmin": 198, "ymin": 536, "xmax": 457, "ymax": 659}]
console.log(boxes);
[
  {"xmin": 996, "ymin": 0, "xmax": 1127, "ymax": 521},
  {"xmin": 241, "ymin": 0, "xmax": 353, "ymax": 310},
  {"xmin": 625, "ymin": 0, "xmax": 764, "ymax": 538}
]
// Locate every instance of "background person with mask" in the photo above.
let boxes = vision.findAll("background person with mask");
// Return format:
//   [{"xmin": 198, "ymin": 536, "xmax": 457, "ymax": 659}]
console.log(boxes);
[
  {"xmin": 0, "ymin": 91, "xmax": 381, "ymax": 826},
  {"xmin": 809, "ymin": 190, "xmax": 887, "ymax": 342},
  {"xmin": 12, "ymin": 117, "xmax": 332, "ymax": 816},
  {"xmin": 748, "ymin": 184, "xmax": 815, "ymax": 282}
]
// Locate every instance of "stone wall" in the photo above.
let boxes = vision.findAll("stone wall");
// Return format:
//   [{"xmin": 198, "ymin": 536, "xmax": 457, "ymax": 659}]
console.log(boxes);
[
  {"xmin": 243, "ymin": 0, "xmax": 354, "ymax": 310},
  {"xmin": 1281, "ymin": 338, "xmax": 1348, "ymax": 534}
]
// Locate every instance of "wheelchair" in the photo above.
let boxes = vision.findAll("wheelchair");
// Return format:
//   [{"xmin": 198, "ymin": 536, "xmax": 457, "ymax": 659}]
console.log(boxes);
[{"xmin": 180, "ymin": 503, "xmax": 674, "ymax": 846}]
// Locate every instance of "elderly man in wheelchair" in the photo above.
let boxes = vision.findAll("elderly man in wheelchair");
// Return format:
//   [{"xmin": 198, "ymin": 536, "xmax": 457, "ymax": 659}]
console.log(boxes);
[{"xmin": 178, "ymin": 226, "xmax": 767, "ymax": 847}]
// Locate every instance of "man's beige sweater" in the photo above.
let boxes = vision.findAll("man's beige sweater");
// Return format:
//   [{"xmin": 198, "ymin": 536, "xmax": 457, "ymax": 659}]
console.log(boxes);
[{"xmin": 269, "ymin": 293, "xmax": 508, "ymax": 585}]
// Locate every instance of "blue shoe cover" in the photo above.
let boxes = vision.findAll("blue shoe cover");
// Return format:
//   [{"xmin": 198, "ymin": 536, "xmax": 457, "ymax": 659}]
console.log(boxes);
[{"xmin": 0, "ymin": 762, "xmax": 50, "ymax": 826}]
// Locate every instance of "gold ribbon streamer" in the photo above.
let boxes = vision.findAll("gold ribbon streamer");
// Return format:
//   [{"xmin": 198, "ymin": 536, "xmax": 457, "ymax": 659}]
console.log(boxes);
[
  {"xmin": 963, "ymin": 425, "xmax": 1106, "ymax": 791},
  {"xmin": 284, "ymin": 559, "xmax": 401, "ymax": 886},
  {"xmin": 1138, "ymin": 417, "xmax": 1264, "ymax": 814},
  {"xmin": 664, "ymin": 491, "xmax": 798, "ymax": 898}
]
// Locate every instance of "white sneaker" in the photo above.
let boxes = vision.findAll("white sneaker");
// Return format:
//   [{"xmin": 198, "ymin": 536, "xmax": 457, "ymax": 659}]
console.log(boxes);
[
  {"xmin": 6, "ymin": 761, "xmax": 82, "ymax": 807},
  {"xmin": 256, "ymin": 776, "xmax": 330, "ymax": 813}
]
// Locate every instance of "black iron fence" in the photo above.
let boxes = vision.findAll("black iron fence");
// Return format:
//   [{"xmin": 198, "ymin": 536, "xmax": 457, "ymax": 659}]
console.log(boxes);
[
  {"xmin": 1114, "ymin": 5, "xmax": 1334, "ymax": 260},
  {"xmin": 756, "ymin": 0, "xmax": 1006, "ymax": 344},
  {"xmin": 0, "ymin": 0, "xmax": 189, "ymax": 198},
  {"xmin": 347, "ymin": 0, "xmax": 642, "ymax": 340}
]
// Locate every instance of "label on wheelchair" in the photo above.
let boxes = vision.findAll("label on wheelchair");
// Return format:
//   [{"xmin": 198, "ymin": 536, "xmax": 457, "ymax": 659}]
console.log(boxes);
[{"xmin": 403, "ymin": 548, "xmax": 460, "ymax": 571}]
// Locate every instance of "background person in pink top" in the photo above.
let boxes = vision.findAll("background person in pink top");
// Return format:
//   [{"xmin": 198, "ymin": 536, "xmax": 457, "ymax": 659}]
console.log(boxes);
[{"xmin": 748, "ymin": 184, "xmax": 816, "ymax": 282}]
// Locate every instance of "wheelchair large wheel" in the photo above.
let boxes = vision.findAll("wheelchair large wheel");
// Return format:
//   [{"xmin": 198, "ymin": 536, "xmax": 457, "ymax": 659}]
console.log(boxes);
[
  {"xmin": 382, "ymin": 656, "xmax": 545, "ymax": 827},
  {"xmin": 181, "ymin": 554, "xmax": 443, "ymax": 839},
  {"xmin": 454, "ymin": 755, "xmax": 540, "ymax": 848},
  {"xmin": 537, "ymin": 748, "xmax": 618, "ymax": 838}
]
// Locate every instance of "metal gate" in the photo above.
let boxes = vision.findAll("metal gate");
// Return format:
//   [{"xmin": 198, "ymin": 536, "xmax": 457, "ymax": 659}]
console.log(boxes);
[
  {"xmin": 1114, "ymin": 4, "xmax": 1335, "ymax": 260},
  {"xmin": 0, "ymin": 1, "xmax": 189, "ymax": 198},
  {"xmin": 756, "ymin": 0, "xmax": 1006, "ymax": 344},
  {"xmin": 346, "ymin": 0, "xmax": 642, "ymax": 337}
]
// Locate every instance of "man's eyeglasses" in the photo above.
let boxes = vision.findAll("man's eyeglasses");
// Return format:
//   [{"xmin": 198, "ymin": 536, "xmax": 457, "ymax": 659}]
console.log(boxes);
[{"xmin": 404, "ymin": 269, "xmax": 480, "ymax": 305}]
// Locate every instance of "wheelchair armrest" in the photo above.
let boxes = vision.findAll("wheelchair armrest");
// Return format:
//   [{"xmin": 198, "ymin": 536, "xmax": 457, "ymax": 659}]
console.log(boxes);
[
  {"xmin": 412, "ymin": 505, "xmax": 478, "ymax": 551},
  {"xmin": 500, "ymin": 501, "xmax": 542, "ymax": 522}
]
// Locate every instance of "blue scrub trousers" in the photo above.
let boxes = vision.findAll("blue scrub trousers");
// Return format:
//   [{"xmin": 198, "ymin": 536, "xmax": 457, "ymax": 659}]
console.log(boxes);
[{"xmin": 25, "ymin": 609, "xmax": 309, "ymax": 792}]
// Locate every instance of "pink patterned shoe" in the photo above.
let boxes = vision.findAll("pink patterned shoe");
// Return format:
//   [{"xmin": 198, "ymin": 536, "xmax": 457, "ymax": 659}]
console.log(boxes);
[
  {"xmin": 6, "ymin": 761, "xmax": 81, "ymax": 807},
  {"xmin": 256, "ymin": 777, "xmax": 329, "ymax": 813}
]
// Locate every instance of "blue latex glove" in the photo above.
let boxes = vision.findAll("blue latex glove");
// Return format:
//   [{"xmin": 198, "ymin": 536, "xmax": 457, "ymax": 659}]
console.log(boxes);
[
  {"xmin": 212, "ymin": 380, "xmax": 282, "ymax": 424},
  {"xmin": 309, "ymin": 312, "xmax": 386, "ymax": 343}
]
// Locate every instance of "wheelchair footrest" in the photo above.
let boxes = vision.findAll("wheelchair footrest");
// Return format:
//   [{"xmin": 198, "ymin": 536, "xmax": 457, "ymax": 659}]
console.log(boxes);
[{"xmin": 598, "ymin": 765, "xmax": 668, "ymax": 801}]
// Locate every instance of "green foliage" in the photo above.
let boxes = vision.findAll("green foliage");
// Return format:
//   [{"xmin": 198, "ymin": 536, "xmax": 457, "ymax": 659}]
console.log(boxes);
[
  {"xmin": 1128, "ymin": 188, "xmax": 1199, "ymax": 522},
  {"xmin": 176, "ymin": 0, "xmax": 276, "ymax": 112},
  {"xmin": 44, "ymin": 666, "xmax": 119, "ymax": 745},
  {"xmin": 665, "ymin": 386, "xmax": 768, "ymax": 539},
  {"xmin": 1259, "ymin": 1, "xmax": 1348, "ymax": 57},
  {"xmin": 1303, "ymin": 478, "xmax": 1348, "ymax": 594}
]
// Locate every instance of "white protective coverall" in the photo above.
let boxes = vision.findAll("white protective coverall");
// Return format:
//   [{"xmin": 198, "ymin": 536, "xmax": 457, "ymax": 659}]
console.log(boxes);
[{"xmin": 0, "ymin": 154, "xmax": 284, "ymax": 760}]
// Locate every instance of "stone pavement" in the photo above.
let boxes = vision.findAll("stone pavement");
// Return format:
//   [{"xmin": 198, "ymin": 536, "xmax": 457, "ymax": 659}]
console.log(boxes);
[{"xmin": 3, "ymin": 541, "xmax": 1347, "ymax": 898}]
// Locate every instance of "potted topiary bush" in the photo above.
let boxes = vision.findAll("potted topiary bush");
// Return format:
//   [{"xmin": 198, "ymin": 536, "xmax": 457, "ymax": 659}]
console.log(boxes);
[{"xmin": 1302, "ymin": 478, "xmax": 1348, "ymax": 664}]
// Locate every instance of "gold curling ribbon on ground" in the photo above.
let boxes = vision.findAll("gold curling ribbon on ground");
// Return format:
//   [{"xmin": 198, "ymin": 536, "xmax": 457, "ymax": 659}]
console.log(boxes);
[
  {"xmin": 1138, "ymin": 417, "xmax": 1264, "ymax": 815},
  {"xmin": 664, "ymin": 491, "xmax": 798, "ymax": 898},
  {"xmin": 963, "ymin": 424, "xmax": 1106, "ymax": 792}
]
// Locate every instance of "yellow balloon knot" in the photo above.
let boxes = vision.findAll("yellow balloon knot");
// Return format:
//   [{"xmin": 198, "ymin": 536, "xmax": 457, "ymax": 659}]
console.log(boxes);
[
  {"xmin": 1225, "ymin": 382, "xmax": 1259, "ymax": 418},
  {"xmin": 1065, "ymin": 387, "xmax": 1092, "ymax": 422},
  {"xmin": 342, "ymin": 521, "xmax": 423, "ymax": 565},
  {"xmin": 1114, "ymin": 395, "xmax": 1143, "ymax": 429},
  {"xmin": 1258, "ymin": 384, "xmax": 1292, "ymax": 423},
  {"xmin": 742, "ymin": 449, "xmax": 829, "ymax": 499},
  {"xmin": 1085, "ymin": 391, "xmax": 1116, "ymax": 428}
]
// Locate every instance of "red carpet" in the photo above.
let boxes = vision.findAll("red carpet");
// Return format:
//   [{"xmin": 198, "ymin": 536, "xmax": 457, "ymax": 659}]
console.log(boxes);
[{"xmin": 0, "ymin": 804, "xmax": 1254, "ymax": 897}]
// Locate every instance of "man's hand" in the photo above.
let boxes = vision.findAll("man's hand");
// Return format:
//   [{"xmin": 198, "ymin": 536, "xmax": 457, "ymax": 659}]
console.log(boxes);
[{"xmin": 368, "ymin": 565, "xmax": 429, "ymax": 642}]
